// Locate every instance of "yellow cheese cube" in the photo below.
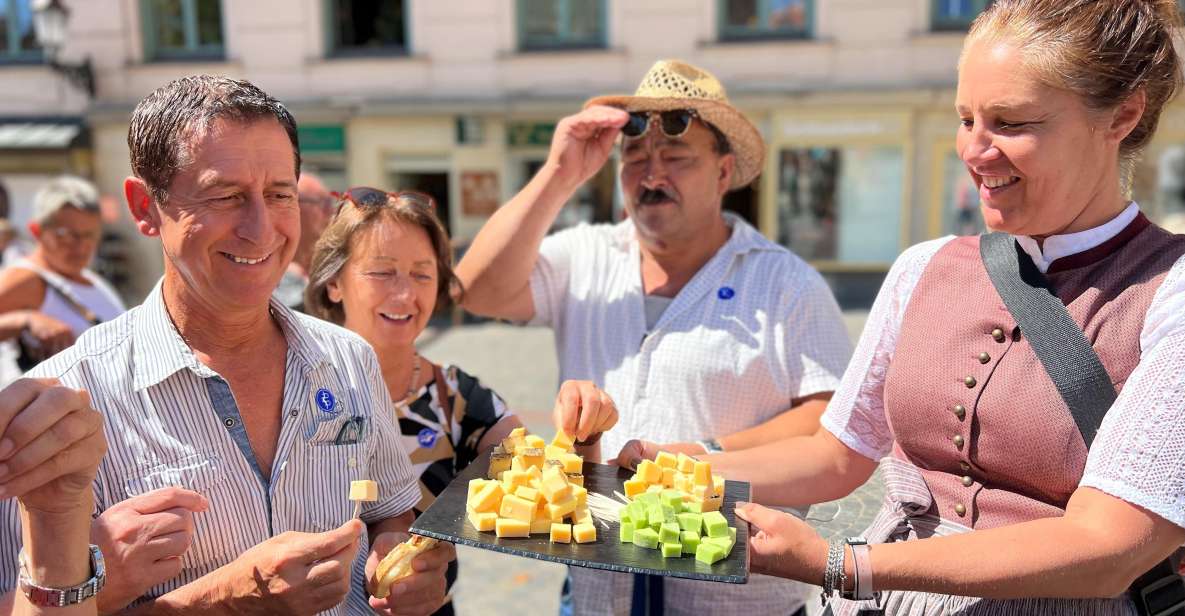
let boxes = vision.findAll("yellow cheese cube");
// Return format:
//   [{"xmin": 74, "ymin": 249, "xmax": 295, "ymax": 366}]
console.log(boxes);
[
  {"xmin": 623, "ymin": 478, "xmax": 648, "ymax": 498},
  {"xmin": 508, "ymin": 427, "xmax": 526, "ymax": 439},
  {"xmin": 501, "ymin": 470, "xmax": 531, "ymax": 492},
  {"xmin": 520, "ymin": 447, "xmax": 545, "ymax": 470},
  {"xmin": 530, "ymin": 518, "xmax": 553, "ymax": 534},
  {"xmin": 467, "ymin": 479, "xmax": 488, "ymax": 499},
  {"xmin": 713, "ymin": 474, "xmax": 726, "ymax": 496},
  {"xmin": 348, "ymin": 480, "xmax": 378, "ymax": 502},
  {"xmin": 515, "ymin": 485, "xmax": 544, "ymax": 505},
  {"xmin": 637, "ymin": 459, "xmax": 663, "ymax": 484},
  {"xmin": 573, "ymin": 522, "xmax": 597, "ymax": 543},
  {"xmin": 572, "ymin": 485, "xmax": 588, "ymax": 509},
  {"xmin": 545, "ymin": 445, "xmax": 569, "ymax": 461},
  {"xmin": 673, "ymin": 473, "xmax": 690, "ymax": 493},
  {"xmin": 550, "ymin": 523, "xmax": 573, "ymax": 543},
  {"xmin": 551, "ymin": 431, "xmax": 576, "ymax": 452},
  {"xmin": 499, "ymin": 494, "xmax": 537, "ymax": 523},
  {"xmin": 540, "ymin": 467, "xmax": 573, "ymax": 503},
  {"xmin": 560, "ymin": 453, "xmax": 584, "ymax": 474},
  {"xmin": 525, "ymin": 434, "xmax": 547, "ymax": 449},
  {"xmin": 467, "ymin": 481, "xmax": 504, "ymax": 513},
  {"xmin": 676, "ymin": 452, "xmax": 696, "ymax": 474},
  {"xmin": 572, "ymin": 507, "xmax": 593, "ymax": 526},
  {"xmin": 693, "ymin": 461, "xmax": 712, "ymax": 486},
  {"xmin": 661, "ymin": 467, "xmax": 676, "ymax": 488},
  {"xmin": 654, "ymin": 451, "xmax": 678, "ymax": 469},
  {"xmin": 495, "ymin": 517, "xmax": 530, "ymax": 538},
  {"xmin": 488, "ymin": 450, "xmax": 512, "ymax": 478},
  {"xmin": 545, "ymin": 496, "xmax": 578, "ymax": 520},
  {"xmin": 692, "ymin": 483, "xmax": 715, "ymax": 500},
  {"xmin": 526, "ymin": 465, "xmax": 544, "ymax": 482},
  {"xmin": 566, "ymin": 473, "xmax": 584, "ymax": 487},
  {"xmin": 467, "ymin": 510, "xmax": 498, "ymax": 532},
  {"xmin": 511, "ymin": 456, "xmax": 528, "ymax": 472}
]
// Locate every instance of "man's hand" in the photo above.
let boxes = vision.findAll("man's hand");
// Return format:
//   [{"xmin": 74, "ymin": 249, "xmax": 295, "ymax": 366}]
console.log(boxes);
[
  {"xmin": 365, "ymin": 532, "xmax": 456, "ymax": 615},
  {"xmin": 209, "ymin": 518, "xmax": 364, "ymax": 615},
  {"xmin": 553, "ymin": 380, "xmax": 618, "ymax": 443},
  {"xmin": 23, "ymin": 312, "xmax": 76, "ymax": 359},
  {"xmin": 92, "ymin": 487, "xmax": 209, "ymax": 615},
  {"xmin": 546, "ymin": 106, "xmax": 629, "ymax": 190},
  {"xmin": 0, "ymin": 378, "xmax": 105, "ymax": 513},
  {"xmin": 614, "ymin": 440, "xmax": 706, "ymax": 469}
]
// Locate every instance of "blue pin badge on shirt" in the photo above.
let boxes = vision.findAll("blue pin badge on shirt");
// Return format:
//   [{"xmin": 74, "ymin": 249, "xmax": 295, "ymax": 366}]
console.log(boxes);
[
  {"xmin": 315, "ymin": 388, "xmax": 338, "ymax": 414},
  {"xmin": 717, "ymin": 286, "xmax": 736, "ymax": 300},
  {"xmin": 417, "ymin": 427, "xmax": 438, "ymax": 449}
]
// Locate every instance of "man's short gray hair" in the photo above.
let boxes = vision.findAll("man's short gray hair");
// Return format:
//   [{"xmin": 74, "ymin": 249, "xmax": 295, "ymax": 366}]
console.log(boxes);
[{"xmin": 31, "ymin": 175, "xmax": 100, "ymax": 225}]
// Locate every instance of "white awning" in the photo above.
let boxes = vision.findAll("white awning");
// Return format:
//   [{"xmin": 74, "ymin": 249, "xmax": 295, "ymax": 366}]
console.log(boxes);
[{"xmin": 0, "ymin": 121, "xmax": 84, "ymax": 149}]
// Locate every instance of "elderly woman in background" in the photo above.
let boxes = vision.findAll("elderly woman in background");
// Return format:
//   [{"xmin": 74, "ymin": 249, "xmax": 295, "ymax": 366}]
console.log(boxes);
[
  {"xmin": 306, "ymin": 188, "xmax": 618, "ymax": 615},
  {"xmin": 0, "ymin": 176, "xmax": 124, "ymax": 370}
]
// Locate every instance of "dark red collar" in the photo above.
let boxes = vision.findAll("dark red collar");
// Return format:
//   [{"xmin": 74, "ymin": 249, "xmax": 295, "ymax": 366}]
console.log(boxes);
[{"xmin": 1045, "ymin": 213, "xmax": 1151, "ymax": 275}]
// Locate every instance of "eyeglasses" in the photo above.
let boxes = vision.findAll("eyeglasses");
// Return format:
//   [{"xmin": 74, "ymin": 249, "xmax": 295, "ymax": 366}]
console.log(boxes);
[
  {"xmin": 332, "ymin": 187, "xmax": 436, "ymax": 214},
  {"xmin": 622, "ymin": 109, "xmax": 700, "ymax": 139}
]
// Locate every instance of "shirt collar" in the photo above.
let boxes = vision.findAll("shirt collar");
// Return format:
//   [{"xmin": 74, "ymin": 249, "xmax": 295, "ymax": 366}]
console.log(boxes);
[
  {"xmin": 1013, "ymin": 202, "xmax": 1141, "ymax": 274},
  {"xmin": 615, "ymin": 211, "xmax": 772, "ymax": 257},
  {"xmin": 132, "ymin": 279, "xmax": 329, "ymax": 391}
]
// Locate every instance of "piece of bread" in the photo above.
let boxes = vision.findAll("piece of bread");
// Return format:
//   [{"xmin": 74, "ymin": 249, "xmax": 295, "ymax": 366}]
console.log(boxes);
[{"xmin": 372, "ymin": 535, "xmax": 440, "ymax": 599}]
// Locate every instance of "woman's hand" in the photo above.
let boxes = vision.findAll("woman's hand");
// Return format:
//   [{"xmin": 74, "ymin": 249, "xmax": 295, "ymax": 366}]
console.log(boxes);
[
  {"xmin": 23, "ymin": 312, "xmax": 76, "ymax": 358},
  {"xmin": 552, "ymin": 380, "xmax": 617, "ymax": 442},
  {"xmin": 735, "ymin": 502, "xmax": 829, "ymax": 585}
]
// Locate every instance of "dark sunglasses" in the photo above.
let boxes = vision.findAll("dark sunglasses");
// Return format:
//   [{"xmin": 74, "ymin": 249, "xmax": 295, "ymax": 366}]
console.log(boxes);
[
  {"xmin": 332, "ymin": 187, "xmax": 435, "ymax": 213},
  {"xmin": 622, "ymin": 109, "xmax": 700, "ymax": 139}
]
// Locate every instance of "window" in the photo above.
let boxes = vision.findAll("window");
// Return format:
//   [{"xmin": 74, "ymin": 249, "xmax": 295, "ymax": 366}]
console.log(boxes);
[
  {"xmin": 776, "ymin": 145, "xmax": 904, "ymax": 263},
  {"xmin": 939, "ymin": 150, "xmax": 985, "ymax": 236},
  {"xmin": 328, "ymin": 0, "xmax": 407, "ymax": 56},
  {"xmin": 0, "ymin": 0, "xmax": 40, "ymax": 63},
  {"xmin": 141, "ymin": 0, "xmax": 224, "ymax": 61},
  {"xmin": 718, "ymin": 0, "xmax": 812, "ymax": 41},
  {"xmin": 517, "ymin": 0, "xmax": 606, "ymax": 51},
  {"xmin": 932, "ymin": 0, "xmax": 993, "ymax": 32}
]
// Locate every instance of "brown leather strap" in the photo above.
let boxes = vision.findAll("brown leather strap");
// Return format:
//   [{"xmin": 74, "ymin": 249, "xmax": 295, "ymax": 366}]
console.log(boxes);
[{"xmin": 432, "ymin": 363, "xmax": 453, "ymax": 429}]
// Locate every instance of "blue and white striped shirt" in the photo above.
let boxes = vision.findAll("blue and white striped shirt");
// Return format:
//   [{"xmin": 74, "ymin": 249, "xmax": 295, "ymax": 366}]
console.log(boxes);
[{"xmin": 1, "ymin": 280, "xmax": 420, "ymax": 614}]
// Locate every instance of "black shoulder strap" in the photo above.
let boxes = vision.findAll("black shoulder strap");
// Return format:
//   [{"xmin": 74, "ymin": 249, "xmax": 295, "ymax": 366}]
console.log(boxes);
[{"xmin": 978, "ymin": 232, "xmax": 1117, "ymax": 449}]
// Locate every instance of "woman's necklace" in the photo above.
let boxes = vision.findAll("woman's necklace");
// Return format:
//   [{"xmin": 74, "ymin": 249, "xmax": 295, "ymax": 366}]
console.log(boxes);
[{"xmin": 403, "ymin": 354, "xmax": 422, "ymax": 404}]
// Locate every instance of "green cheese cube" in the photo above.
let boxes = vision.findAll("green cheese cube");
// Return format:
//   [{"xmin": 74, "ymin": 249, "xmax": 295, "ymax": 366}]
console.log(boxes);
[
  {"xmin": 660, "ymin": 490, "xmax": 684, "ymax": 511},
  {"xmin": 680, "ymin": 530, "xmax": 701, "ymax": 555},
  {"xmin": 647, "ymin": 504, "xmax": 665, "ymax": 529},
  {"xmin": 632, "ymin": 513, "xmax": 649, "ymax": 530},
  {"xmin": 676, "ymin": 512, "xmax": 702, "ymax": 532},
  {"xmin": 729, "ymin": 526, "xmax": 737, "ymax": 542},
  {"xmin": 695, "ymin": 542, "xmax": 726, "ymax": 565},
  {"xmin": 661, "ymin": 542, "xmax": 683, "ymax": 558},
  {"xmin": 620, "ymin": 523, "xmax": 635, "ymax": 543},
  {"xmin": 635, "ymin": 492, "xmax": 660, "ymax": 507},
  {"xmin": 618, "ymin": 506, "xmax": 631, "ymax": 524},
  {"xmin": 703, "ymin": 535, "xmax": 735, "ymax": 554},
  {"xmin": 684, "ymin": 500, "xmax": 707, "ymax": 513},
  {"xmin": 659, "ymin": 522, "xmax": 681, "ymax": 544},
  {"xmin": 661, "ymin": 504, "xmax": 677, "ymax": 524},
  {"xmin": 702, "ymin": 511, "xmax": 729, "ymax": 538},
  {"xmin": 632, "ymin": 527, "xmax": 660, "ymax": 549}
]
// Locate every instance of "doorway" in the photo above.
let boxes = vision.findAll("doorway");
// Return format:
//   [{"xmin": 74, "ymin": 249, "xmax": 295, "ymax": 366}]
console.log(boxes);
[{"xmin": 390, "ymin": 171, "xmax": 451, "ymax": 235}]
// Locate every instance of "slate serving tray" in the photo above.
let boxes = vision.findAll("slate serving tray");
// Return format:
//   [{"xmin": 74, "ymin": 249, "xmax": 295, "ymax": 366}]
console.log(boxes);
[{"xmin": 410, "ymin": 451, "xmax": 751, "ymax": 584}]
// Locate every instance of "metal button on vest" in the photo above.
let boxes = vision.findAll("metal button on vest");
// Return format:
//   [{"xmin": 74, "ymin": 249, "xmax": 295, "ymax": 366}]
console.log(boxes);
[
  {"xmin": 978, "ymin": 352, "xmax": 991, "ymax": 364},
  {"xmin": 955, "ymin": 503, "xmax": 967, "ymax": 517},
  {"xmin": 952, "ymin": 404, "xmax": 966, "ymax": 420},
  {"xmin": 952, "ymin": 434, "xmax": 965, "ymax": 449},
  {"xmin": 964, "ymin": 376, "xmax": 977, "ymax": 388},
  {"xmin": 961, "ymin": 475, "xmax": 973, "ymax": 487},
  {"xmin": 992, "ymin": 328, "xmax": 1006, "ymax": 342}
]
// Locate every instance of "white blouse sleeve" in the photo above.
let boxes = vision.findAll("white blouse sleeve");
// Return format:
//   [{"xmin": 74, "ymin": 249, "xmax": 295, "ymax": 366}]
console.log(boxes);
[
  {"xmin": 1080, "ymin": 252, "xmax": 1185, "ymax": 528},
  {"xmin": 820, "ymin": 237, "xmax": 953, "ymax": 461}
]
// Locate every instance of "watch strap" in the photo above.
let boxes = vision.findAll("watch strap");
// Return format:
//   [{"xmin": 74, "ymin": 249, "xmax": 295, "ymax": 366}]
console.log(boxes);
[
  {"xmin": 18, "ymin": 544, "xmax": 105, "ymax": 607},
  {"xmin": 847, "ymin": 538, "xmax": 875, "ymax": 600}
]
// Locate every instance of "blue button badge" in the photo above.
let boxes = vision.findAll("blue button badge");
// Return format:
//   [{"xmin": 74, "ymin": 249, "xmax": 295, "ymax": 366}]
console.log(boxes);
[
  {"xmin": 717, "ymin": 286, "xmax": 736, "ymax": 300},
  {"xmin": 417, "ymin": 427, "xmax": 438, "ymax": 449},
  {"xmin": 315, "ymin": 388, "xmax": 337, "ymax": 413}
]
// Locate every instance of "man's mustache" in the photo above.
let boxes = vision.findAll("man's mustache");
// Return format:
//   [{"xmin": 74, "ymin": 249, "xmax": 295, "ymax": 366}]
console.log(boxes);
[{"xmin": 638, "ymin": 187, "xmax": 676, "ymax": 205}]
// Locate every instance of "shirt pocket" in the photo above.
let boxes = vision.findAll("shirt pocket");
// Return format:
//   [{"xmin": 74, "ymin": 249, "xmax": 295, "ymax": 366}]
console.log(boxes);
[{"xmin": 298, "ymin": 442, "xmax": 369, "ymax": 531}]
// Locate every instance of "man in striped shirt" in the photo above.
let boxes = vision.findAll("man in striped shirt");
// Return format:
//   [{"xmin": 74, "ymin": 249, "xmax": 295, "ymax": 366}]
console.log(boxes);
[{"xmin": 0, "ymin": 76, "xmax": 453, "ymax": 615}]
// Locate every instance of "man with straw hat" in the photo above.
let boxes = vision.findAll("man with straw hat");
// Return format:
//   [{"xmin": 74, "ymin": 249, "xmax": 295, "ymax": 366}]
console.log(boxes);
[{"xmin": 458, "ymin": 60, "xmax": 852, "ymax": 615}]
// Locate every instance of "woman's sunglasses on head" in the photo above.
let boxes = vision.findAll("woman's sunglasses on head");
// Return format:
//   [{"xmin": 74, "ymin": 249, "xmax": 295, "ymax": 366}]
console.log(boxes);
[
  {"xmin": 622, "ymin": 109, "xmax": 700, "ymax": 140},
  {"xmin": 332, "ymin": 187, "xmax": 436, "ymax": 213}
]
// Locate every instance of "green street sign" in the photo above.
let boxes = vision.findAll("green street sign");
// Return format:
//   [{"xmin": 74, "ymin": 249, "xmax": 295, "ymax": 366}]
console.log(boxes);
[{"xmin": 298, "ymin": 125, "xmax": 345, "ymax": 154}]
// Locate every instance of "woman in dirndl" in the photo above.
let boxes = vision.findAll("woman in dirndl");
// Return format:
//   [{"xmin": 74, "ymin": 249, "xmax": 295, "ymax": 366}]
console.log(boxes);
[{"xmin": 699, "ymin": 0, "xmax": 1185, "ymax": 613}]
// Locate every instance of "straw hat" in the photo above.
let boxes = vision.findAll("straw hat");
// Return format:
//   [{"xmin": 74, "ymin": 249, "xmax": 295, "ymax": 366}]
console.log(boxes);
[{"xmin": 585, "ymin": 59, "xmax": 765, "ymax": 190}]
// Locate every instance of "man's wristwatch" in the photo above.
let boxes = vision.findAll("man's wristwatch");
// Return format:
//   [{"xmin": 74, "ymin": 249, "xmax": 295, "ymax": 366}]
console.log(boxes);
[
  {"xmin": 696, "ymin": 438, "xmax": 723, "ymax": 454},
  {"xmin": 842, "ymin": 537, "xmax": 875, "ymax": 601},
  {"xmin": 18, "ymin": 544, "xmax": 106, "ymax": 607}
]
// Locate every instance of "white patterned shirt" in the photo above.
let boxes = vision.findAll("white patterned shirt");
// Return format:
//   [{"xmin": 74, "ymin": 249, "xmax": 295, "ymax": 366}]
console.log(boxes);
[
  {"xmin": 530, "ymin": 212, "xmax": 853, "ymax": 615},
  {"xmin": 0, "ymin": 280, "xmax": 420, "ymax": 614},
  {"xmin": 822, "ymin": 203, "xmax": 1185, "ymax": 529}
]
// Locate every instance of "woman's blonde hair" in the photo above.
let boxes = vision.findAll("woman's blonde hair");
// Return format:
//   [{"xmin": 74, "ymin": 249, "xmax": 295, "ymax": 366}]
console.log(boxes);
[
  {"xmin": 965, "ymin": 0, "xmax": 1183, "ymax": 181},
  {"xmin": 305, "ymin": 191, "xmax": 462, "ymax": 325}
]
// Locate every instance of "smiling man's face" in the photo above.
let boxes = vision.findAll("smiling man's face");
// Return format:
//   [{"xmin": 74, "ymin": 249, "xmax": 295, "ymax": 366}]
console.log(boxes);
[
  {"xmin": 153, "ymin": 117, "xmax": 300, "ymax": 313},
  {"xmin": 618, "ymin": 117, "xmax": 734, "ymax": 248}
]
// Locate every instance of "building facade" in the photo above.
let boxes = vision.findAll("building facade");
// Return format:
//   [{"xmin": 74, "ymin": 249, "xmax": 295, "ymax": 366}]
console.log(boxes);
[{"xmin": 2, "ymin": 0, "xmax": 1184, "ymax": 305}]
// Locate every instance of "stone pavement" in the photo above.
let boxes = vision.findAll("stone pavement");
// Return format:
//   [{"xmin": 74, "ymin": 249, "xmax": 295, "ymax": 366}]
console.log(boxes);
[{"xmin": 417, "ymin": 311, "xmax": 873, "ymax": 615}]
